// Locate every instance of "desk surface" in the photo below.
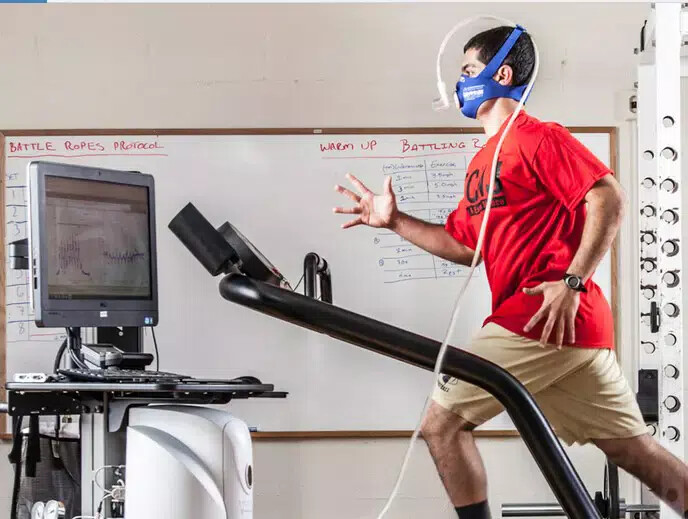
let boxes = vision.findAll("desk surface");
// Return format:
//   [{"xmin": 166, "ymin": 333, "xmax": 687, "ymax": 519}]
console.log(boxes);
[
  {"xmin": 7, "ymin": 381, "xmax": 276, "ymax": 393},
  {"xmin": 5, "ymin": 382, "xmax": 275, "ymax": 393},
  {"xmin": 6, "ymin": 381, "xmax": 287, "ymax": 417}
]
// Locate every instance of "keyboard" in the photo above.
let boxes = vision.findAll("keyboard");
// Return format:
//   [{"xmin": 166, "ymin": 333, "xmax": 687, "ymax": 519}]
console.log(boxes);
[{"xmin": 58, "ymin": 368, "xmax": 188, "ymax": 384}]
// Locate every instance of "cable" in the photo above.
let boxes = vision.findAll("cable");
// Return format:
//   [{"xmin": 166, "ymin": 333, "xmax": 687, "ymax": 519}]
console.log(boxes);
[
  {"xmin": 65, "ymin": 327, "xmax": 88, "ymax": 369},
  {"xmin": 75, "ymin": 466, "xmax": 122, "ymax": 519},
  {"xmin": 53, "ymin": 337, "xmax": 68, "ymax": 373},
  {"xmin": 68, "ymin": 348, "xmax": 87, "ymax": 370},
  {"xmin": 96, "ymin": 493, "xmax": 111, "ymax": 515},
  {"xmin": 376, "ymin": 17, "xmax": 540, "ymax": 519},
  {"xmin": 93, "ymin": 465, "xmax": 125, "ymax": 494},
  {"xmin": 291, "ymin": 274, "xmax": 305, "ymax": 293},
  {"xmin": 150, "ymin": 327, "xmax": 160, "ymax": 371},
  {"xmin": 71, "ymin": 492, "xmax": 113, "ymax": 519}
]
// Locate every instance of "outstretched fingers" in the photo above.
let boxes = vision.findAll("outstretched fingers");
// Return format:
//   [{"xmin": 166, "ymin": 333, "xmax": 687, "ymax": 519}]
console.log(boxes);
[
  {"xmin": 333, "ymin": 206, "xmax": 362, "ymax": 215},
  {"xmin": 384, "ymin": 175, "xmax": 393, "ymax": 194},
  {"xmin": 567, "ymin": 317, "xmax": 576, "ymax": 345},
  {"xmin": 540, "ymin": 314, "xmax": 556, "ymax": 348},
  {"xmin": 334, "ymin": 184, "xmax": 361, "ymax": 203},
  {"xmin": 523, "ymin": 307, "xmax": 547, "ymax": 333},
  {"xmin": 341, "ymin": 217, "xmax": 363, "ymax": 229},
  {"xmin": 346, "ymin": 173, "xmax": 371, "ymax": 196},
  {"xmin": 555, "ymin": 319, "xmax": 565, "ymax": 349}
]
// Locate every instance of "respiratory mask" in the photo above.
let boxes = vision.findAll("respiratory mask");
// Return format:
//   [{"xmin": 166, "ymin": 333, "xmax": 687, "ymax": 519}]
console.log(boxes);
[
  {"xmin": 432, "ymin": 17, "xmax": 536, "ymax": 119},
  {"xmin": 455, "ymin": 24, "xmax": 529, "ymax": 118}
]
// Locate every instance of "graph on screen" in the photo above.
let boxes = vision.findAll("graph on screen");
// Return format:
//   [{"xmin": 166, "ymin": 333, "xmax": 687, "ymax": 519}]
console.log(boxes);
[{"xmin": 47, "ymin": 200, "xmax": 150, "ymax": 298}]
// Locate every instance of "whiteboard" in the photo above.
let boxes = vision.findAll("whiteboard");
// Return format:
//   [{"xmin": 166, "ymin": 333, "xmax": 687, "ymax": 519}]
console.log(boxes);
[{"xmin": 1, "ymin": 129, "xmax": 613, "ymax": 432}]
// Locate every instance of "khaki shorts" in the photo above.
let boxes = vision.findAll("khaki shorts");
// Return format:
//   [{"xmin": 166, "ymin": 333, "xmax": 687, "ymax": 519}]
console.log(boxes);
[{"xmin": 433, "ymin": 323, "xmax": 647, "ymax": 446}]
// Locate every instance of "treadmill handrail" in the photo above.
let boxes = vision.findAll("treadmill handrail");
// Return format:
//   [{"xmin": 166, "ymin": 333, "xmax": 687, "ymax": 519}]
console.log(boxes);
[{"xmin": 219, "ymin": 274, "xmax": 600, "ymax": 519}]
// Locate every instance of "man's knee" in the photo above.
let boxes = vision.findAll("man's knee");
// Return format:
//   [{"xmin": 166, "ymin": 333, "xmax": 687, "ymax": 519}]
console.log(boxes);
[
  {"xmin": 593, "ymin": 434, "xmax": 654, "ymax": 469},
  {"xmin": 421, "ymin": 401, "xmax": 474, "ymax": 446}
]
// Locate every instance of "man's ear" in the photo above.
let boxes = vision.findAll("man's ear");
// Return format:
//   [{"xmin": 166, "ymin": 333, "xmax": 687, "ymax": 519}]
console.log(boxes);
[{"xmin": 494, "ymin": 64, "xmax": 514, "ymax": 86}]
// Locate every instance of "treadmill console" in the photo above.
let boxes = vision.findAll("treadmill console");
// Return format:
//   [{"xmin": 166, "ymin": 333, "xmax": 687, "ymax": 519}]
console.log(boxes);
[{"xmin": 168, "ymin": 202, "xmax": 287, "ymax": 287}]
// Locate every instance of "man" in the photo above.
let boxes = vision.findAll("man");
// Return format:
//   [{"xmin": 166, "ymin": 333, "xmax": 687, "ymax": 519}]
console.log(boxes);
[{"xmin": 333, "ymin": 25, "xmax": 688, "ymax": 519}]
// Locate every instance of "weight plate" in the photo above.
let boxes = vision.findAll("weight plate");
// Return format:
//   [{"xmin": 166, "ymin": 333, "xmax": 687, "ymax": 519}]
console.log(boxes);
[{"xmin": 604, "ymin": 459, "xmax": 620, "ymax": 518}]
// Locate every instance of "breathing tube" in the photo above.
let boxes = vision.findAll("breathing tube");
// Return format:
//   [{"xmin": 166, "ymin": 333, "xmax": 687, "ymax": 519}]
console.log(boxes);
[{"xmin": 375, "ymin": 15, "xmax": 540, "ymax": 518}]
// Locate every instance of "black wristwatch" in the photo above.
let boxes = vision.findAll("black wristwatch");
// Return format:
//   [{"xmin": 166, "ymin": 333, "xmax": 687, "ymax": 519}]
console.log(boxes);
[{"xmin": 563, "ymin": 273, "xmax": 587, "ymax": 293}]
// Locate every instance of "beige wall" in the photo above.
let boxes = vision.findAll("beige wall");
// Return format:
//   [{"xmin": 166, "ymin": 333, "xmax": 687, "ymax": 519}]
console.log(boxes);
[{"xmin": 0, "ymin": 3, "xmax": 648, "ymax": 518}]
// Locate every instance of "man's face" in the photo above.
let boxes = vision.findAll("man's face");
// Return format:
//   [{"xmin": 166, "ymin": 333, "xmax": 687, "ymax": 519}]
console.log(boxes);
[
  {"xmin": 461, "ymin": 47, "xmax": 513, "ymax": 84},
  {"xmin": 460, "ymin": 48, "xmax": 485, "ymax": 78},
  {"xmin": 458, "ymin": 47, "xmax": 502, "ymax": 118}
]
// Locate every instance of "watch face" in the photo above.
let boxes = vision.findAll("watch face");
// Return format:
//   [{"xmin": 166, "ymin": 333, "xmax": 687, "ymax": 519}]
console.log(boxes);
[{"xmin": 566, "ymin": 276, "xmax": 580, "ymax": 289}]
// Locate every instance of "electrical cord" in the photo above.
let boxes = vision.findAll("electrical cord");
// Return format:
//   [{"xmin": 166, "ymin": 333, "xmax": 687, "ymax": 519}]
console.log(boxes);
[
  {"xmin": 72, "ymin": 492, "xmax": 112, "ymax": 519},
  {"xmin": 97, "ymin": 493, "xmax": 112, "ymax": 515},
  {"xmin": 291, "ymin": 274, "xmax": 305, "ymax": 293},
  {"xmin": 53, "ymin": 337, "xmax": 68, "ymax": 373},
  {"xmin": 68, "ymin": 348, "xmax": 87, "ymax": 370},
  {"xmin": 64, "ymin": 327, "xmax": 88, "ymax": 369},
  {"xmin": 150, "ymin": 327, "xmax": 160, "ymax": 371},
  {"xmin": 376, "ymin": 17, "xmax": 540, "ymax": 519},
  {"xmin": 85, "ymin": 465, "xmax": 124, "ymax": 519},
  {"xmin": 93, "ymin": 465, "xmax": 125, "ymax": 493}
]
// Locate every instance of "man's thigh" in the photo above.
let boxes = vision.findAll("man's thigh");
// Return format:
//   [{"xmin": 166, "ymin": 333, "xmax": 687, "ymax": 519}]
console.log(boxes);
[
  {"xmin": 536, "ymin": 348, "xmax": 647, "ymax": 445},
  {"xmin": 432, "ymin": 323, "xmax": 597, "ymax": 426}
]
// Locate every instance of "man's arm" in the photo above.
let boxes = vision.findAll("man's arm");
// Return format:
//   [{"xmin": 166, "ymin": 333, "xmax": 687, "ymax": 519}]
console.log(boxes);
[
  {"xmin": 523, "ymin": 173, "xmax": 624, "ymax": 347},
  {"xmin": 566, "ymin": 174, "xmax": 625, "ymax": 281},
  {"xmin": 389, "ymin": 212, "xmax": 479, "ymax": 267},
  {"xmin": 333, "ymin": 173, "xmax": 478, "ymax": 266}
]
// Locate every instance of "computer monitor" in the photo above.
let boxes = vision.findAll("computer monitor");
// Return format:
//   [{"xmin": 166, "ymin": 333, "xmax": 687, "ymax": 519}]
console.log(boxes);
[{"xmin": 28, "ymin": 161, "xmax": 159, "ymax": 327}]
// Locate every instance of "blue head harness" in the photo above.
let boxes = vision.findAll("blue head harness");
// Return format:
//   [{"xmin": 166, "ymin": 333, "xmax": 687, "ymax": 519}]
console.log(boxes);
[{"xmin": 455, "ymin": 25, "xmax": 529, "ymax": 119}]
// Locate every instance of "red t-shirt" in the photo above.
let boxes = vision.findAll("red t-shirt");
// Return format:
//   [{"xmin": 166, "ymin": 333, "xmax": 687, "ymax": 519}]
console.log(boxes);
[{"xmin": 445, "ymin": 111, "xmax": 614, "ymax": 348}]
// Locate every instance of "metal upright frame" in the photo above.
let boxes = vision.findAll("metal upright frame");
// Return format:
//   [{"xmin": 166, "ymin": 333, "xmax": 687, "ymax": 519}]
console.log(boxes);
[{"xmin": 636, "ymin": 3, "xmax": 686, "ymax": 517}]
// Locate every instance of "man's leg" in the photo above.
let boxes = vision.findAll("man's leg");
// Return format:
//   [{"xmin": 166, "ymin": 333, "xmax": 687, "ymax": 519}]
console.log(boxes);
[
  {"xmin": 421, "ymin": 401, "xmax": 490, "ymax": 518},
  {"xmin": 533, "ymin": 345, "xmax": 685, "ymax": 512},
  {"xmin": 594, "ymin": 434, "xmax": 688, "ymax": 515},
  {"xmin": 425, "ymin": 323, "xmax": 597, "ymax": 518}
]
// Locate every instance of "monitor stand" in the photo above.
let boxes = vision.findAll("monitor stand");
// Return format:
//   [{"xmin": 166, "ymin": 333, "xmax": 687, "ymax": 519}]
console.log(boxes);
[
  {"xmin": 97, "ymin": 327, "xmax": 143, "ymax": 353},
  {"xmin": 66, "ymin": 327, "xmax": 83, "ymax": 369},
  {"xmin": 66, "ymin": 327, "xmax": 153, "ymax": 370}
]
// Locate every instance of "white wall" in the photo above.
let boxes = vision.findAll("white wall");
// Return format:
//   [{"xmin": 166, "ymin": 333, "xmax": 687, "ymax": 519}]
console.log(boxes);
[{"xmin": 0, "ymin": 3, "xmax": 649, "ymax": 518}]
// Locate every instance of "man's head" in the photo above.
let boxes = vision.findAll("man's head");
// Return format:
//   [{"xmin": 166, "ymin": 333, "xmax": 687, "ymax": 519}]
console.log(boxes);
[
  {"xmin": 462, "ymin": 26, "xmax": 536, "ymax": 86},
  {"xmin": 454, "ymin": 25, "xmax": 536, "ymax": 120}
]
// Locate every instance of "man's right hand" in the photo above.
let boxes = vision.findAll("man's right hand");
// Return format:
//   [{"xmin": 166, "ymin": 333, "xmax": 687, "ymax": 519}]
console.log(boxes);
[
  {"xmin": 332, "ymin": 172, "xmax": 479, "ymax": 267},
  {"xmin": 333, "ymin": 173, "xmax": 398, "ymax": 229}
]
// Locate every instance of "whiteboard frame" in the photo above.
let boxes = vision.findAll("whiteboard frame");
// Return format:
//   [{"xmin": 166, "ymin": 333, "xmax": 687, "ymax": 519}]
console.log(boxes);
[{"xmin": 0, "ymin": 127, "xmax": 618, "ymax": 440}]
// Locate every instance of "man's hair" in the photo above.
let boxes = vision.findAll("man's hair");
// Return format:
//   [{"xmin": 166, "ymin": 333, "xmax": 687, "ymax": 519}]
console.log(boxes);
[{"xmin": 464, "ymin": 26, "xmax": 535, "ymax": 86}]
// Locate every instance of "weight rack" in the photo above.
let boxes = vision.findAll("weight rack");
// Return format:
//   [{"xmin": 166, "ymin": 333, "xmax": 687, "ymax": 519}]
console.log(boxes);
[{"xmin": 637, "ymin": 4, "xmax": 686, "ymax": 518}]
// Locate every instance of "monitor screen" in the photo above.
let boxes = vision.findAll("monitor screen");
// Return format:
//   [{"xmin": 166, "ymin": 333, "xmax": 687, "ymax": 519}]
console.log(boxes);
[
  {"xmin": 29, "ymin": 161, "xmax": 158, "ymax": 328},
  {"xmin": 45, "ymin": 176, "xmax": 151, "ymax": 299},
  {"xmin": 44, "ymin": 176, "xmax": 152, "ymax": 300}
]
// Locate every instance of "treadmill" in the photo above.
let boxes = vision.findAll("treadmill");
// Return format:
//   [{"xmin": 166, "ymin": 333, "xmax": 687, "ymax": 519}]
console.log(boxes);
[{"xmin": 169, "ymin": 202, "xmax": 601, "ymax": 519}]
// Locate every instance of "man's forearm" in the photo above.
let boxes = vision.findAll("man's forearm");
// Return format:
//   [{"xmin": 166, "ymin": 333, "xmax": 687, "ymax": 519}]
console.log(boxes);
[
  {"xmin": 568, "ymin": 194, "xmax": 624, "ymax": 282},
  {"xmin": 389, "ymin": 212, "xmax": 477, "ymax": 266}
]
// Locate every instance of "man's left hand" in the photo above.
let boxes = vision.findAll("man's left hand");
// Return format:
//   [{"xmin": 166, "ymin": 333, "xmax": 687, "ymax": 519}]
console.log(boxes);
[{"xmin": 522, "ymin": 281, "xmax": 580, "ymax": 349}]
